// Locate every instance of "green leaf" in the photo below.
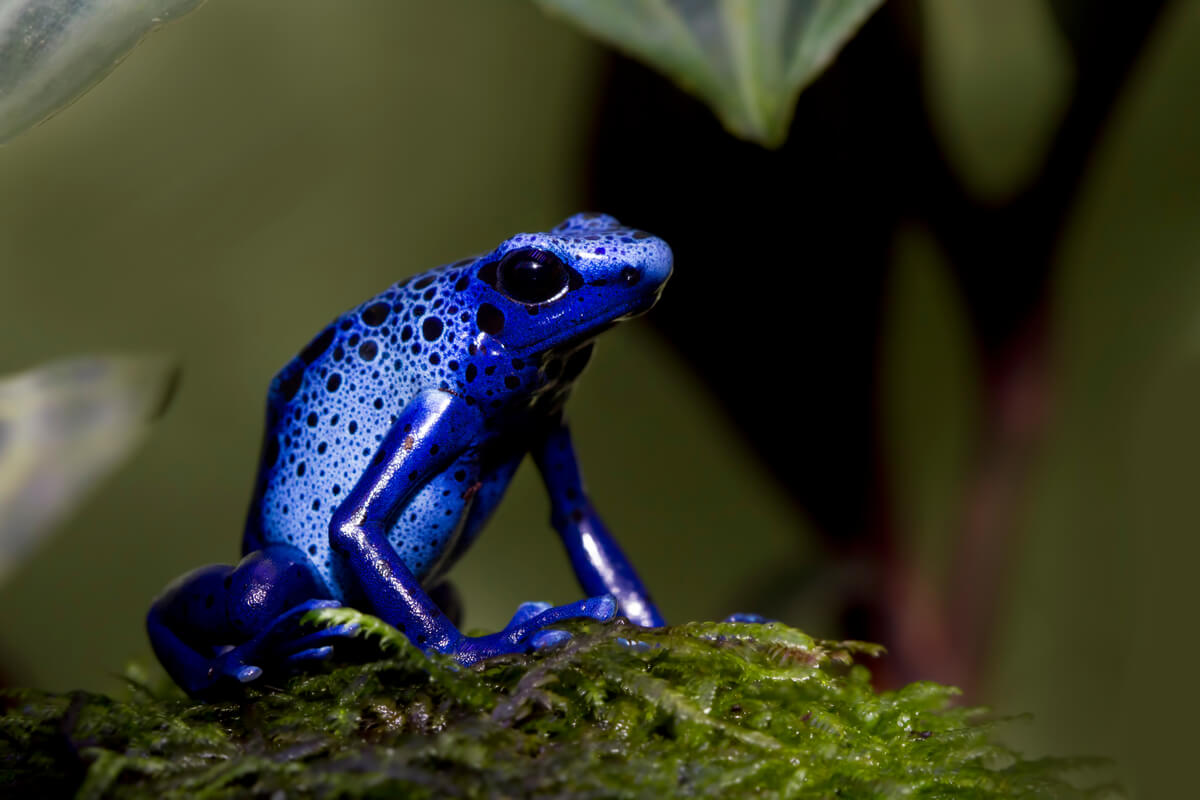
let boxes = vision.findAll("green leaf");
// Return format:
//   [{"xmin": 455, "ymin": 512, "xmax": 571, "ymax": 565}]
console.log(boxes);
[
  {"xmin": 534, "ymin": 0, "xmax": 885, "ymax": 147},
  {"xmin": 0, "ymin": 355, "xmax": 178, "ymax": 583},
  {"xmin": 881, "ymin": 224, "xmax": 979, "ymax": 583},
  {"xmin": 921, "ymin": 0, "xmax": 1073, "ymax": 200},
  {"xmin": 991, "ymin": 5, "xmax": 1200, "ymax": 790},
  {"xmin": 0, "ymin": 0, "xmax": 206, "ymax": 144}
]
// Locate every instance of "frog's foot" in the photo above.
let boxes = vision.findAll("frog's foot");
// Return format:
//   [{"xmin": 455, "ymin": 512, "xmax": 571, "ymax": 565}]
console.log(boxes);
[
  {"xmin": 446, "ymin": 594, "xmax": 617, "ymax": 665},
  {"xmin": 212, "ymin": 599, "xmax": 359, "ymax": 685},
  {"xmin": 506, "ymin": 601, "xmax": 553, "ymax": 627},
  {"xmin": 722, "ymin": 612, "xmax": 772, "ymax": 624}
]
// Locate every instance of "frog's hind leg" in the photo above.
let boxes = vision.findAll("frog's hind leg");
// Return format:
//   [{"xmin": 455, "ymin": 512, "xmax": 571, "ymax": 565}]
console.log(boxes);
[{"xmin": 146, "ymin": 545, "xmax": 351, "ymax": 695}]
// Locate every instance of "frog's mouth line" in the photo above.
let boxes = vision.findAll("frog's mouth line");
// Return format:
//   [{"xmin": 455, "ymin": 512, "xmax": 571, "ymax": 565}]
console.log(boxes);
[
  {"xmin": 517, "ymin": 289, "xmax": 665, "ymax": 353},
  {"xmin": 614, "ymin": 285, "xmax": 667, "ymax": 320}
]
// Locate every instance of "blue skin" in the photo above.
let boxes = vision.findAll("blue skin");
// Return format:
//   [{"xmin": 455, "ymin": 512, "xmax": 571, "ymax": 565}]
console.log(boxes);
[{"xmin": 147, "ymin": 213, "xmax": 678, "ymax": 695}]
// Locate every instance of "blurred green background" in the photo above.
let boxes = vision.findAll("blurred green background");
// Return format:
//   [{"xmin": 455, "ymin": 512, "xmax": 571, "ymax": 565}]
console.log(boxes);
[{"xmin": 1, "ymin": 1, "xmax": 1198, "ymax": 796}]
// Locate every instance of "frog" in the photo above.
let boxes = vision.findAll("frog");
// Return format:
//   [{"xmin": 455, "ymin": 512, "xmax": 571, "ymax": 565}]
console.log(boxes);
[{"xmin": 147, "ymin": 213, "xmax": 673, "ymax": 694}]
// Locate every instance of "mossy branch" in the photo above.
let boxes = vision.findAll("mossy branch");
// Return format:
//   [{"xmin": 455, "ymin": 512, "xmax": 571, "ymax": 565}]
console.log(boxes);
[{"xmin": 1, "ymin": 613, "xmax": 1119, "ymax": 798}]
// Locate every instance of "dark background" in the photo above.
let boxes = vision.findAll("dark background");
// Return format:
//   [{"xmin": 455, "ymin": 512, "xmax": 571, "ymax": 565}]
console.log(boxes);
[{"xmin": 1, "ymin": 1, "xmax": 1197, "ymax": 795}]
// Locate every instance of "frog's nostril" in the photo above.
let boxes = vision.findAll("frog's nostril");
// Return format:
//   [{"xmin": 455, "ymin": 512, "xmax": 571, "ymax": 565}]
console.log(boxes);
[{"xmin": 619, "ymin": 266, "xmax": 641, "ymax": 287}]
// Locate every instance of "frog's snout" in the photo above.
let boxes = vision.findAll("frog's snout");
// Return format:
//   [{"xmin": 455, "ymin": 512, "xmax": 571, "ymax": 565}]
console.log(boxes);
[
  {"xmin": 547, "ymin": 212, "xmax": 673, "ymax": 317},
  {"xmin": 639, "ymin": 236, "xmax": 674, "ymax": 292},
  {"xmin": 623, "ymin": 232, "xmax": 673, "ymax": 315}
]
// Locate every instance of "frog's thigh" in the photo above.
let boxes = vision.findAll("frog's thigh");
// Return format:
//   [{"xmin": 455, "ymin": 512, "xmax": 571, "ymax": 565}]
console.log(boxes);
[
  {"xmin": 226, "ymin": 545, "xmax": 331, "ymax": 635},
  {"xmin": 147, "ymin": 544, "xmax": 330, "ymax": 693}
]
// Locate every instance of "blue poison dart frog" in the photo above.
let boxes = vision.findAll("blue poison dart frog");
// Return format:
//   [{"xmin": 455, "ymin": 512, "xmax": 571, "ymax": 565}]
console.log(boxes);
[{"xmin": 147, "ymin": 213, "xmax": 677, "ymax": 694}]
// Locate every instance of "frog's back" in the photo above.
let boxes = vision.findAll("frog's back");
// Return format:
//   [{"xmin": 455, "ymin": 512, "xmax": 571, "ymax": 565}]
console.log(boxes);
[{"xmin": 244, "ymin": 259, "xmax": 478, "ymax": 585}]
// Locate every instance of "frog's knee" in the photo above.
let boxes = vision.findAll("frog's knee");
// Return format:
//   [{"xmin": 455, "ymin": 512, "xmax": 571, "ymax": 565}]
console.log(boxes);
[{"xmin": 226, "ymin": 549, "xmax": 323, "ymax": 634}]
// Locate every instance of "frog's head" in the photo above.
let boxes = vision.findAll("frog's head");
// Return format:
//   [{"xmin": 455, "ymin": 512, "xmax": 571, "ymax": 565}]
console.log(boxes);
[{"xmin": 466, "ymin": 213, "xmax": 672, "ymax": 358}]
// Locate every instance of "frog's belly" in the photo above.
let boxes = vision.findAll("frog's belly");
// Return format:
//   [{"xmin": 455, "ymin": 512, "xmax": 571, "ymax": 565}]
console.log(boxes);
[{"xmin": 254, "ymin": 456, "xmax": 478, "ymax": 601}]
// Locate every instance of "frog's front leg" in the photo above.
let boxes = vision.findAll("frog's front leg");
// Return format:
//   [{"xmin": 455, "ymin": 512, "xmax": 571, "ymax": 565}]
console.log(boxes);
[
  {"xmin": 329, "ymin": 390, "xmax": 617, "ymax": 663},
  {"xmin": 532, "ymin": 417, "xmax": 665, "ymax": 627}
]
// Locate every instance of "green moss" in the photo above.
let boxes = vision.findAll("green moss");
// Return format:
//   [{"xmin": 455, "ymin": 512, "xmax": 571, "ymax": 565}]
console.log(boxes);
[{"xmin": 0, "ymin": 614, "xmax": 1118, "ymax": 798}]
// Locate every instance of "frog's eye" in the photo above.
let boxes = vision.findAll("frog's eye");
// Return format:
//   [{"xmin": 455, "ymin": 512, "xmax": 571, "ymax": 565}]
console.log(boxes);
[{"xmin": 496, "ymin": 249, "xmax": 570, "ymax": 305}]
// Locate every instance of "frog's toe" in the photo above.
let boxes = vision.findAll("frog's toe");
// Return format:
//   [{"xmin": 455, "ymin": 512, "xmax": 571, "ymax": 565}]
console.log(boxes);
[
  {"xmin": 210, "ymin": 649, "xmax": 265, "ymax": 686},
  {"xmin": 583, "ymin": 594, "xmax": 618, "ymax": 621},
  {"xmin": 508, "ymin": 601, "xmax": 553, "ymax": 628},
  {"xmin": 234, "ymin": 665, "xmax": 263, "ymax": 683},
  {"xmin": 529, "ymin": 629, "xmax": 571, "ymax": 651},
  {"xmin": 283, "ymin": 622, "xmax": 360, "ymax": 655},
  {"xmin": 257, "ymin": 599, "xmax": 344, "ymax": 648},
  {"xmin": 281, "ymin": 598, "xmax": 342, "ymax": 621},
  {"xmin": 522, "ymin": 594, "xmax": 616, "ymax": 629},
  {"xmin": 286, "ymin": 645, "xmax": 334, "ymax": 664},
  {"xmin": 723, "ymin": 612, "xmax": 772, "ymax": 624}
]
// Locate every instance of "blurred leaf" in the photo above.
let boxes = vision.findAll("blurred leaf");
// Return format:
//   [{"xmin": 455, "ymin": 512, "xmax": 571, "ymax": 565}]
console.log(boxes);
[
  {"xmin": 1126, "ymin": 353, "xmax": 1200, "ymax": 800},
  {"xmin": 989, "ymin": 3, "xmax": 1200, "ymax": 788},
  {"xmin": 881, "ymin": 224, "xmax": 979, "ymax": 580},
  {"xmin": 534, "ymin": 0, "xmax": 884, "ymax": 147},
  {"xmin": 0, "ymin": 0, "xmax": 205, "ymax": 144},
  {"xmin": 0, "ymin": 356, "xmax": 177, "ymax": 583},
  {"xmin": 921, "ymin": 0, "xmax": 1073, "ymax": 200}
]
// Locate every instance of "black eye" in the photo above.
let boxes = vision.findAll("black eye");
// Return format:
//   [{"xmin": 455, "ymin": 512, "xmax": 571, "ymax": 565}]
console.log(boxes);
[{"xmin": 496, "ymin": 249, "xmax": 569, "ymax": 304}]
